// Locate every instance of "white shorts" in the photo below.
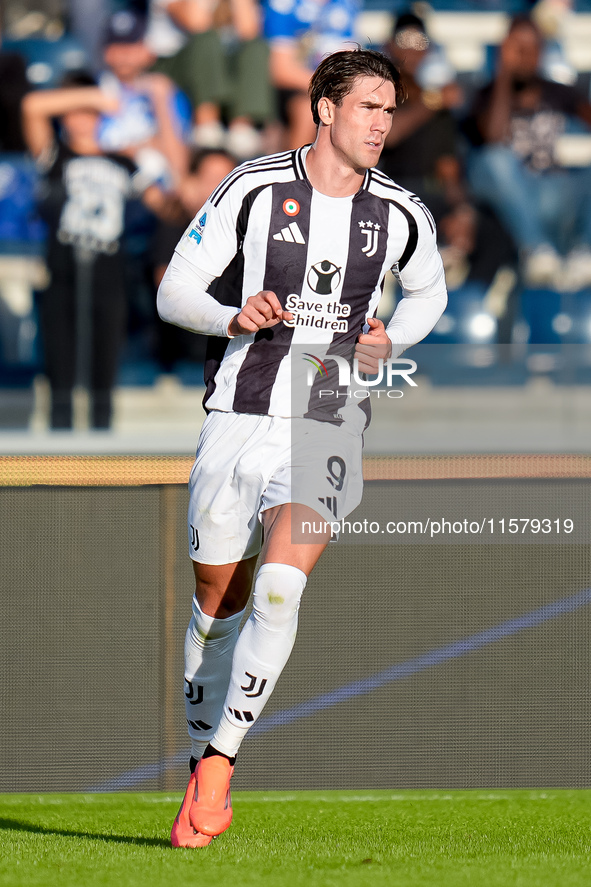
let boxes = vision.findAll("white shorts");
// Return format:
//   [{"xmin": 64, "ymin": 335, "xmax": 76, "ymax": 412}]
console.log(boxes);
[{"xmin": 187, "ymin": 410, "xmax": 363, "ymax": 564}]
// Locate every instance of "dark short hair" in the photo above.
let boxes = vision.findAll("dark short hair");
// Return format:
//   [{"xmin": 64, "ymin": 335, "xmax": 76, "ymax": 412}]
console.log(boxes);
[
  {"xmin": 309, "ymin": 49, "xmax": 404, "ymax": 126},
  {"xmin": 507, "ymin": 13, "xmax": 542, "ymax": 39}
]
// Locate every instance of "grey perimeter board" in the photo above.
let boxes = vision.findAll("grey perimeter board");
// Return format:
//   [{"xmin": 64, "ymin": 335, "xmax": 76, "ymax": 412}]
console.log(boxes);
[{"xmin": 1, "ymin": 482, "xmax": 590, "ymax": 792}]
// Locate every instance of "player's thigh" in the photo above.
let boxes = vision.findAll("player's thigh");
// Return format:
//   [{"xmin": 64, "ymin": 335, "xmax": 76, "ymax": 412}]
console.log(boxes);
[
  {"xmin": 259, "ymin": 420, "xmax": 364, "ymax": 571},
  {"xmin": 289, "ymin": 419, "xmax": 364, "ymax": 526},
  {"xmin": 188, "ymin": 411, "xmax": 268, "ymax": 566},
  {"xmin": 260, "ymin": 503, "xmax": 330, "ymax": 575}
]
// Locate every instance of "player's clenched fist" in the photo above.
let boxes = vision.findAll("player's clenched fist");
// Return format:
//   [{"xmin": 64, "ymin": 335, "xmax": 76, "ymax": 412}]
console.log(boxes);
[
  {"xmin": 354, "ymin": 317, "xmax": 392, "ymax": 374},
  {"xmin": 228, "ymin": 291, "xmax": 293, "ymax": 336}
]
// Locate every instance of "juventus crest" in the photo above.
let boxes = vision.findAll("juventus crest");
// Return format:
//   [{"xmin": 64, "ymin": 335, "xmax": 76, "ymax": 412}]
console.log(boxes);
[{"xmin": 358, "ymin": 220, "xmax": 381, "ymax": 258}]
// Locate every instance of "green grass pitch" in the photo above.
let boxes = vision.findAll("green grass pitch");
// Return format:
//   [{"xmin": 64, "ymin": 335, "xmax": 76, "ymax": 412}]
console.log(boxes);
[{"xmin": 2, "ymin": 790, "xmax": 591, "ymax": 887}]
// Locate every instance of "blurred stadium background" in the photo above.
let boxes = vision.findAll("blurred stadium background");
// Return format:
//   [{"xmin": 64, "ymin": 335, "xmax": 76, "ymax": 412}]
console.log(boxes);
[
  {"xmin": 1, "ymin": 0, "xmax": 590, "ymax": 796},
  {"xmin": 1, "ymin": 0, "xmax": 591, "ymax": 437}
]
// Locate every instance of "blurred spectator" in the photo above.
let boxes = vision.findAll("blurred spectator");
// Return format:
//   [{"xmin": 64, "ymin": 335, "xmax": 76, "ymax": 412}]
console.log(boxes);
[
  {"xmin": 146, "ymin": 0, "xmax": 273, "ymax": 159},
  {"xmin": 0, "ymin": 156, "xmax": 47, "ymax": 371},
  {"xmin": 379, "ymin": 13, "xmax": 520, "ymax": 342},
  {"xmin": 379, "ymin": 12, "xmax": 463, "ymax": 210},
  {"xmin": 263, "ymin": 0, "xmax": 360, "ymax": 149},
  {"xmin": 98, "ymin": 10, "xmax": 189, "ymax": 187},
  {"xmin": 22, "ymin": 73, "xmax": 168, "ymax": 429},
  {"xmin": 152, "ymin": 147, "xmax": 237, "ymax": 370},
  {"xmin": 0, "ymin": 30, "xmax": 44, "ymax": 401},
  {"xmin": 67, "ymin": 0, "xmax": 111, "ymax": 75},
  {"xmin": 531, "ymin": 0, "xmax": 573, "ymax": 40},
  {"xmin": 436, "ymin": 201, "xmax": 519, "ymax": 343},
  {"xmin": 465, "ymin": 15, "xmax": 591, "ymax": 290}
]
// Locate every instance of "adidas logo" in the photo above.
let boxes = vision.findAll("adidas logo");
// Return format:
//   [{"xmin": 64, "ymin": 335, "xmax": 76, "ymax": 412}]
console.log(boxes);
[
  {"xmin": 273, "ymin": 222, "xmax": 305, "ymax": 244},
  {"xmin": 228, "ymin": 707, "xmax": 254, "ymax": 722},
  {"xmin": 186, "ymin": 718, "xmax": 212, "ymax": 731}
]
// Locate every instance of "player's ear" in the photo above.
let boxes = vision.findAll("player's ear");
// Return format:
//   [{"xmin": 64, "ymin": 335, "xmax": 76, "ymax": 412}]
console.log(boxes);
[{"xmin": 318, "ymin": 97, "xmax": 334, "ymax": 125}]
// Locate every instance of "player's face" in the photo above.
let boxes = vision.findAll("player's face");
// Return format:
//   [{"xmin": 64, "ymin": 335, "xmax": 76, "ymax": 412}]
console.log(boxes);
[{"xmin": 328, "ymin": 75, "xmax": 396, "ymax": 171}]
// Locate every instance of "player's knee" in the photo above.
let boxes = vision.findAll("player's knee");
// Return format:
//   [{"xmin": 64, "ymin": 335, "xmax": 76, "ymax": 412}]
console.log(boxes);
[
  {"xmin": 193, "ymin": 559, "xmax": 254, "ymax": 618},
  {"xmin": 252, "ymin": 563, "xmax": 307, "ymax": 628},
  {"xmin": 188, "ymin": 595, "xmax": 243, "ymax": 646}
]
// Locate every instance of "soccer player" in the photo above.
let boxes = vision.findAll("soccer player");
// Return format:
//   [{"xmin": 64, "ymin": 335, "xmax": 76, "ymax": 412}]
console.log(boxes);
[{"xmin": 157, "ymin": 48, "xmax": 447, "ymax": 847}]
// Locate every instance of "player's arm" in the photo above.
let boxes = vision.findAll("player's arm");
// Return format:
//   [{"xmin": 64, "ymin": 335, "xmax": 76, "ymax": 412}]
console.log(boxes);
[
  {"xmin": 157, "ymin": 179, "xmax": 292, "ymax": 336},
  {"xmin": 159, "ymin": 253, "xmax": 290, "ymax": 336},
  {"xmin": 355, "ymin": 200, "xmax": 447, "ymax": 373},
  {"xmin": 158, "ymin": 172, "xmax": 247, "ymax": 335},
  {"xmin": 383, "ymin": 199, "xmax": 448, "ymax": 358},
  {"xmin": 158, "ymin": 250, "xmax": 242, "ymax": 336}
]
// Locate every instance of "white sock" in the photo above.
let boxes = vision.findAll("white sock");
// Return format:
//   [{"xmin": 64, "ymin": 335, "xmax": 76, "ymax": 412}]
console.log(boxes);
[
  {"xmin": 211, "ymin": 563, "xmax": 307, "ymax": 757},
  {"xmin": 184, "ymin": 596, "xmax": 245, "ymax": 760}
]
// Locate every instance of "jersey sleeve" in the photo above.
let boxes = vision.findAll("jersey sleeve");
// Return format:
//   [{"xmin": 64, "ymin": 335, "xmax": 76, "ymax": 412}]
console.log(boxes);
[
  {"xmin": 174, "ymin": 173, "xmax": 244, "ymax": 279},
  {"xmin": 385, "ymin": 196, "xmax": 447, "ymax": 356},
  {"xmin": 157, "ymin": 171, "xmax": 246, "ymax": 336}
]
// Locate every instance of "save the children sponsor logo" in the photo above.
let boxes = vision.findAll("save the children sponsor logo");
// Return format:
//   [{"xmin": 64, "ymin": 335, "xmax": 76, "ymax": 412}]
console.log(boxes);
[
  {"xmin": 284, "ymin": 259, "xmax": 349, "ymax": 331},
  {"xmin": 307, "ymin": 260, "xmax": 342, "ymax": 294},
  {"xmin": 284, "ymin": 295, "xmax": 350, "ymax": 331}
]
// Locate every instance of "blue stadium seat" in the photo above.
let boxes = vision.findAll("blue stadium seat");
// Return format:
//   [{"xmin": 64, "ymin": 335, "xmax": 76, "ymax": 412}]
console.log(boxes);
[
  {"xmin": 520, "ymin": 288, "xmax": 565, "ymax": 345},
  {"xmin": 0, "ymin": 154, "xmax": 45, "ymax": 256},
  {"xmin": 424, "ymin": 282, "xmax": 497, "ymax": 345},
  {"xmin": 410, "ymin": 282, "xmax": 527, "ymax": 384},
  {"xmin": 517, "ymin": 287, "xmax": 591, "ymax": 382},
  {"xmin": 553, "ymin": 290, "xmax": 591, "ymax": 344},
  {"xmin": 0, "ymin": 154, "xmax": 45, "ymax": 389},
  {"xmin": 3, "ymin": 35, "xmax": 89, "ymax": 88}
]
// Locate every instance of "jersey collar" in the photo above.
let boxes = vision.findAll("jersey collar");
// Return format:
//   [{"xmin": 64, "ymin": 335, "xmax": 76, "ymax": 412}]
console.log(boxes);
[{"xmin": 295, "ymin": 144, "xmax": 372, "ymax": 194}]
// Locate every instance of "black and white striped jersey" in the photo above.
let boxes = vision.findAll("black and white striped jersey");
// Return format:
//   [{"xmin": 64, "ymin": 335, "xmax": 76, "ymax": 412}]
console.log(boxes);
[{"xmin": 166, "ymin": 145, "xmax": 447, "ymax": 421}]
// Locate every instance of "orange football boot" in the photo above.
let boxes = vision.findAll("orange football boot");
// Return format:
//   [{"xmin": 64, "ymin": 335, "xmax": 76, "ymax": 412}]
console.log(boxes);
[
  {"xmin": 171, "ymin": 769, "xmax": 213, "ymax": 848},
  {"xmin": 189, "ymin": 755, "xmax": 234, "ymax": 836}
]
